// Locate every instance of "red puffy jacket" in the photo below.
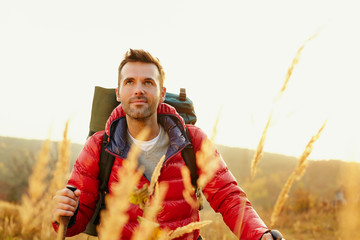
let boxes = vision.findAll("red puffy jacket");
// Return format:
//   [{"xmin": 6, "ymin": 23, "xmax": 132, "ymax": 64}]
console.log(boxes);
[{"xmin": 53, "ymin": 103, "xmax": 268, "ymax": 239}]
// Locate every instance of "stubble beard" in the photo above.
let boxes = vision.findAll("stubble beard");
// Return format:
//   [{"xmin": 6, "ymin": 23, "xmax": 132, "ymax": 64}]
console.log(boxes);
[
  {"xmin": 126, "ymin": 107, "xmax": 154, "ymax": 120},
  {"xmin": 123, "ymin": 98, "xmax": 159, "ymax": 120}
]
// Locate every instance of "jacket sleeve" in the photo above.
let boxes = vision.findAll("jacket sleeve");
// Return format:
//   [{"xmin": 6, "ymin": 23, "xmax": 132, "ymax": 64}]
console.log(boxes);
[
  {"xmin": 187, "ymin": 125, "xmax": 269, "ymax": 240},
  {"xmin": 52, "ymin": 131, "xmax": 103, "ymax": 237}
]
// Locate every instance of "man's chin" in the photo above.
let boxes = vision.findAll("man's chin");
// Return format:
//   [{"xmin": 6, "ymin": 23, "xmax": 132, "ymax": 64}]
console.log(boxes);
[{"xmin": 127, "ymin": 110, "xmax": 152, "ymax": 120}]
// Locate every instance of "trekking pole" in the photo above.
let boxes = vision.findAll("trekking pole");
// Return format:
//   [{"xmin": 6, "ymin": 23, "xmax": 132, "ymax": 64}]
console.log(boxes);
[
  {"xmin": 56, "ymin": 185, "xmax": 77, "ymax": 240},
  {"xmin": 270, "ymin": 229, "xmax": 284, "ymax": 240}
]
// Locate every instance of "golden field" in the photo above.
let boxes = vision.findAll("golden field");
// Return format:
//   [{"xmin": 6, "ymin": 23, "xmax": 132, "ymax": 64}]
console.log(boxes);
[{"xmin": 1, "ymin": 126, "xmax": 359, "ymax": 239}]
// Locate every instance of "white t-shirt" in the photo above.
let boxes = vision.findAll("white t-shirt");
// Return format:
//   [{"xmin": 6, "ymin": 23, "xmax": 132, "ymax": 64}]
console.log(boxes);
[{"xmin": 127, "ymin": 126, "xmax": 162, "ymax": 152}]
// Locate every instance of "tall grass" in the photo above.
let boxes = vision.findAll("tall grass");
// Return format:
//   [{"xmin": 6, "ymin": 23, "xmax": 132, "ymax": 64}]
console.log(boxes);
[
  {"xmin": 250, "ymin": 114, "xmax": 272, "ymax": 180},
  {"xmin": 168, "ymin": 220, "xmax": 212, "ymax": 240},
  {"xmin": 270, "ymin": 120, "xmax": 326, "ymax": 228},
  {"xmin": 50, "ymin": 120, "xmax": 71, "ymax": 192},
  {"xmin": 196, "ymin": 138, "xmax": 221, "ymax": 190},
  {"xmin": 2, "ymin": 121, "xmax": 73, "ymax": 239},
  {"xmin": 20, "ymin": 135, "xmax": 52, "ymax": 238},
  {"xmin": 98, "ymin": 128, "xmax": 148, "ymax": 240},
  {"xmin": 181, "ymin": 166, "xmax": 198, "ymax": 209},
  {"xmin": 149, "ymin": 155, "xmax": 166, "ymax": 196},
  {"xmin": 250, "ymin": 32, "xmax": 319, "ymax": 179}
]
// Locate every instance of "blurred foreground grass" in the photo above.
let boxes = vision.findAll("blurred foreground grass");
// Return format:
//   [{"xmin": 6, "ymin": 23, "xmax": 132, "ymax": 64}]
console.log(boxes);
[{"xmin": 0, "ymin": 197, "xmax": 350, "ymax": 240}]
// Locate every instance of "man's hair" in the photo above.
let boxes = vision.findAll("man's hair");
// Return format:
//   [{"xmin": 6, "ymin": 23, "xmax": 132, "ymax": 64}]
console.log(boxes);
[{"xmin": 118, "ymin": 49, "xmax": 165, "ymax": 89}]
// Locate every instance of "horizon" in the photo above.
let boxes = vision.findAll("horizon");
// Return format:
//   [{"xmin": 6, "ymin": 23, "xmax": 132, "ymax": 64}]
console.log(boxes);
[{"xmin": 0, "ymin": 133, "xmax": 353, "ymax": 163}]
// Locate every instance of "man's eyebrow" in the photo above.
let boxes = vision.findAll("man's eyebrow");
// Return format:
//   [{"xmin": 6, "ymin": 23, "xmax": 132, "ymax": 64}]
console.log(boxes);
[{"xmin": 122, "ymin": 77, "xmax": 134, "ymax": 81}]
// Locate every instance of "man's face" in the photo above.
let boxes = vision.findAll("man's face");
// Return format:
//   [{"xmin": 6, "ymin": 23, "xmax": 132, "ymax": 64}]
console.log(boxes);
[{"xmin": 117, "ymin": 62, "xmax": 166, "ymax": 120}]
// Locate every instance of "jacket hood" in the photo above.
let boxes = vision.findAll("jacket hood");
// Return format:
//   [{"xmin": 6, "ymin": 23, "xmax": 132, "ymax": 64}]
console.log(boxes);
[{"xmin": 105, "ymin": 103, "xmax": 187, "ymax": 136}]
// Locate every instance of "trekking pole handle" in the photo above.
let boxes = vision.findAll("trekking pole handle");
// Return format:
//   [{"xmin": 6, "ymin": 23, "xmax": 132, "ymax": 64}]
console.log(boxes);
[
  {"xmin": 270, "ymin": 230, "xmax": 284, "ymax": 240},
  {"xmin": 56, "ymin": 185, "xmax": 77, "ymax": 240}
]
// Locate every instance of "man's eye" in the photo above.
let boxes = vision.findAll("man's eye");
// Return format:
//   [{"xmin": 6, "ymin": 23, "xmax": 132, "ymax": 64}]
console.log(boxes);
[
  {"xmin": 145, "ymin": 81, "xmax": 153, "ymax": 85},
  {"xmin": 125, "ymin": 80, "xmax": 133, "ymax": 85}
]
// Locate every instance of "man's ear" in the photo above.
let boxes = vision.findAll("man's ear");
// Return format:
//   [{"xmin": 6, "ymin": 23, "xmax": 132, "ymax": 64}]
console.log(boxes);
[
  {"xmin": 116, "ymin": 88, "xmax": 121, "ymax": 102},
  {"xmin": 160, "ymin": 87, "xmax": 167, "ymax": 103}
]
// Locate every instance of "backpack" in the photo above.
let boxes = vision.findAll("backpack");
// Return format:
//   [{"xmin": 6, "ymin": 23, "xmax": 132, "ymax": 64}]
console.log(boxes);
[{"xmin": 83, "ymin": 86, "xmax": 201, "ymax": 236}]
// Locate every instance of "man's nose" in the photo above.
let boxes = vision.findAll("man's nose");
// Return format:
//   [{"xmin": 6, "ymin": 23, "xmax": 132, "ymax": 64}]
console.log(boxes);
[{"xmin": 134, "ymin": 83, "xmax": 145, "ymax": 95}]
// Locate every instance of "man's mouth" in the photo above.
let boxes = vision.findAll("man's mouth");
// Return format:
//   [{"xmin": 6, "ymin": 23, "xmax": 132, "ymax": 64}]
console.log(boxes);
[{"xmin": 130, "ymin": 97, "xmax": 147, "ymax": 104}]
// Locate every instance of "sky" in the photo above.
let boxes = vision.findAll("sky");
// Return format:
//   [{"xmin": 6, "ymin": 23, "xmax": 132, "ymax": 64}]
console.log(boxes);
[{"xmin": 1, "ymin": 0, "xmax": 359, "ymax": 162}]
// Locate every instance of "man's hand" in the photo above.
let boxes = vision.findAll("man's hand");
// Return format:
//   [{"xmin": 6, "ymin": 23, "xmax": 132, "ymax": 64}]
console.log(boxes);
[
  {"xmin": 261, "ymin": 232, "xmax": 274, "ymax": 240},
  {"xmin": 52, "ymin": 187, "xmax": 81, "ymax": 223},
  {"xmin": 261, "ymin": 230, "xmax": 284, "ymax": 240}
]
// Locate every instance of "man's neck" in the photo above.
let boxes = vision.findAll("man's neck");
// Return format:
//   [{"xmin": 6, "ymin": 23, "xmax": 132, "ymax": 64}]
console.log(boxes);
[{"xmin": 126, "ymin": 115, "xmax": 160, "ymax": 141}]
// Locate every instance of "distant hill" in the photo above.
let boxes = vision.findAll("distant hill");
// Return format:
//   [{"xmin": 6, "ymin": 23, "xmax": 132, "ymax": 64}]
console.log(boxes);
[
  {"xmin": 215, "ymin": 145, "xmax": 352, "ymax": 208},
  {"xmin": 0, "ymin": 136, "xmax": 356, "ymax": 208},
  {"xmin": 0, "ymin": 136, "xmax": 83, "ymax": 165},
  {"xmin": 0, "ymin": 136, "xmax": 83, "ymax": 201}
]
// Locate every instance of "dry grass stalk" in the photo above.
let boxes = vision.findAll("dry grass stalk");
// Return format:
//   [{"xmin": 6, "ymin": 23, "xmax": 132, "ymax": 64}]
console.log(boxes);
[
  {"xmin": 196, "ymin": 138, "xmax": 221, "ymax": 189},
  {"xmin": 43, "ymin": 121, "xmax": 72, "ymax": 239},
  {"xmin": 270, "ymin": 171, "xmax": 297, "ymax": 228},
  {"xmin": 251, "ymin": 32, "xmax": 319, "ymax": 180},
  {"xmin": 20, "ymin": 137, "xmax": 51, "ymax": 235},
  {"xmin": 195, "ymin": 107, "xmax": 222, "ymax": 188},
  {"xmin": 210, "ymin": 107, "xmax": 222, "ymax": 142},
  {"xmin": 181, "ymin": 166, "xmax": 198, "ymax": 209},
  {"xmin": 270, "ymin": 120, "xmax": 326, "ymax": 228},
  {"xmin": 18, "ymin": 122, "xmax": 71, "ymax": 239},
  {"xmin": 168, "ymin": 220, "xmax": 212, "ymax": 240},
  {"xmin": 50, "ymin": 120, "xmax": 71, "ymax": 192},
  {"xmin": 250, "ymin": 113, "xmax": 272, "ymax": 179},
  {"xmin": 24, "ymin": 138, "xmax": 51, "ymax": 204},
  {"xmin": 149, "ymin": 155, "xmax": 166, "ymax": 196},
  {"xmin": 183, "ymin": 106, "xmax": 220, "ymax": 204},
  {"xmin": 295, "ymin": 120, "xmax": 326, "ymax": 178},
  {"xmin": 98, "ymin": 128, "xmax": 149, "ymax": 240},
  {"xmin": 276, "ymin": 32, "xmax": 318, "ymax": 100},
  {"xmin": 131, "ymin": 183, "xmax": 168, "ymax": 240}
]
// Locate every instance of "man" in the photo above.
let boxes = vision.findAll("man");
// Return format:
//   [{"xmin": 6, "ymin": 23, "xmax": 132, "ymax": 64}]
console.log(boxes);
[{"xmin": 52, "ymin": 49, "xmax": 274, "ymax": 239}]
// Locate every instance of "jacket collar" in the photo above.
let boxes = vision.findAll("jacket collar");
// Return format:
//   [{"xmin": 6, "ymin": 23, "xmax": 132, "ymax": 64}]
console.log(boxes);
[{"xmin": 105, "ymin": 103, "xmax": 190, "ymax": 159}]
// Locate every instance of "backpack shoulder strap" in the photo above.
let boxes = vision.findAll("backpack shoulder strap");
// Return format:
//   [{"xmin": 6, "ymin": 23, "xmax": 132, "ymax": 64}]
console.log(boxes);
[
  {"xmin": 181, "ymin": 127, "xmax": 199, "ymax": 190},
  {"xmin": 99, "ymin": 132, "xmax": 115, "ymax": 194},
  {"xmin": 84, "ymin": 132, "xmax": 115, "ymax": 236},
  {"xmin": 96, "ymin": 131, "xmax": 115, "ymax": 222},
  {"xmin": 181, "ymin": 127, "xmax": 204, "ymax": 210}
]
